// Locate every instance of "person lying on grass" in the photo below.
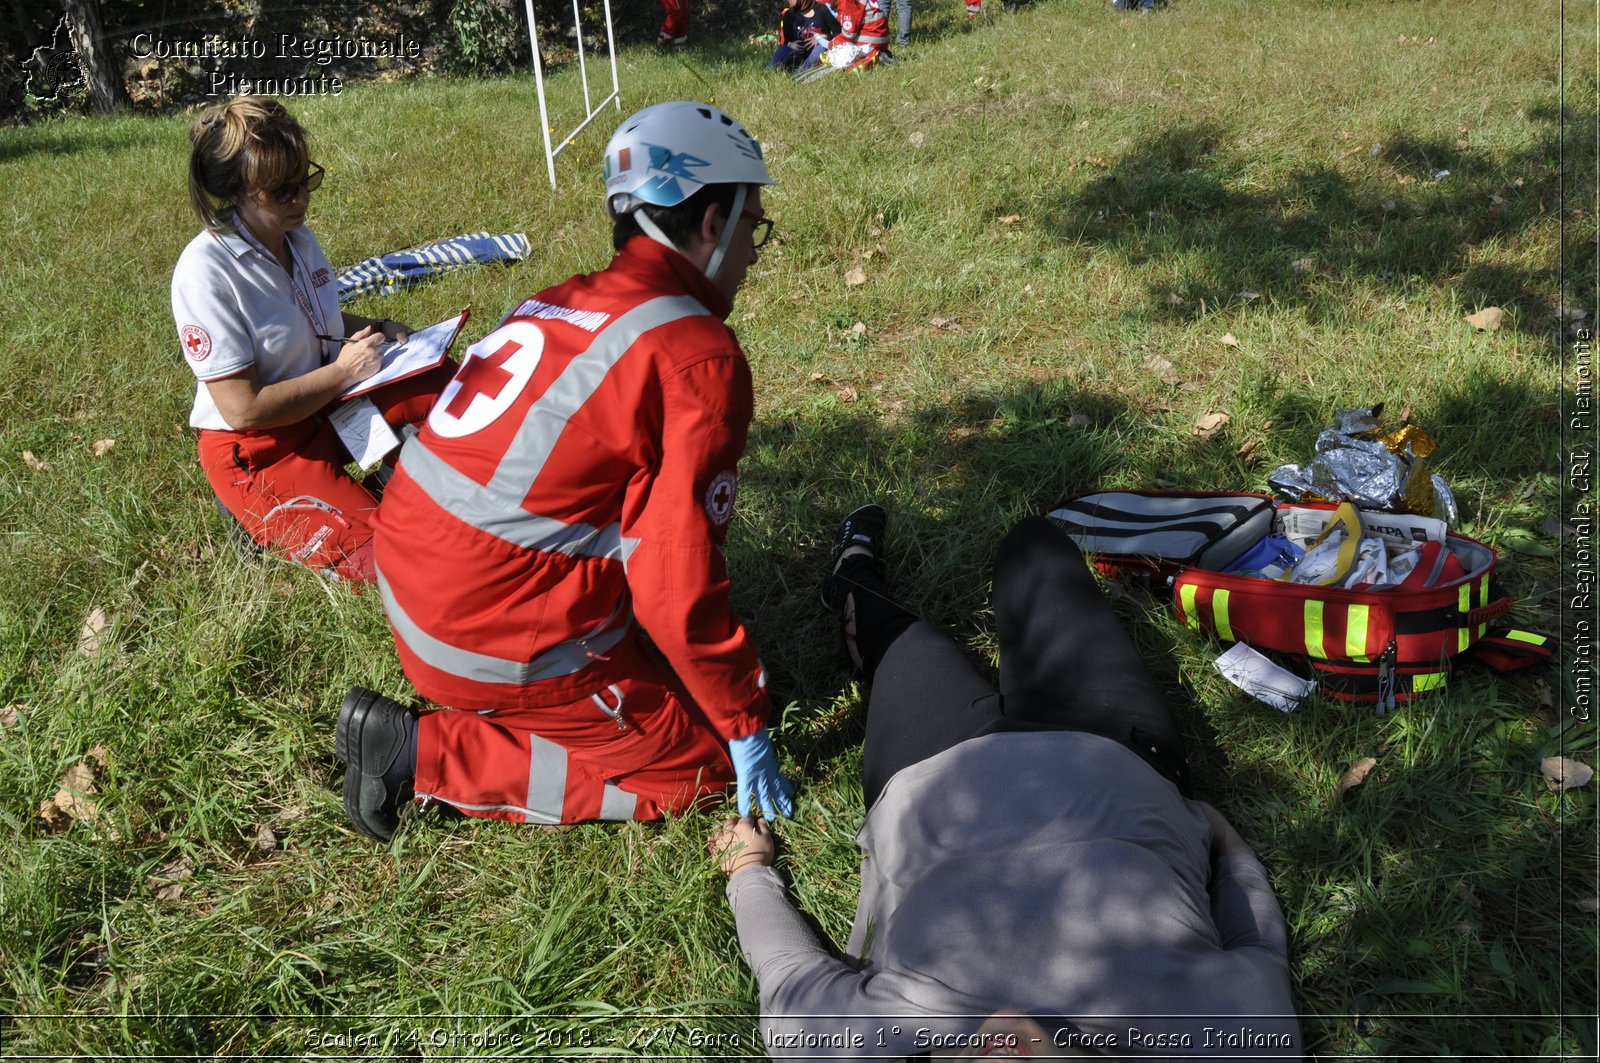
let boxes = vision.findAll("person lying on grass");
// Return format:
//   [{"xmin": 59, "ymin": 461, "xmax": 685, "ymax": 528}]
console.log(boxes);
[{"xmin": 710, "ymin": 505, "xmax": 1301, "ymax": 1060}]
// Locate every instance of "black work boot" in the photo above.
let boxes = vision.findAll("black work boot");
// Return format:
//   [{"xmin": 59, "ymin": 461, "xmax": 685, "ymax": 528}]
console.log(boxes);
[{"xmin": 335, "ymin": 687, "xmax": 417, "ymax": 842}]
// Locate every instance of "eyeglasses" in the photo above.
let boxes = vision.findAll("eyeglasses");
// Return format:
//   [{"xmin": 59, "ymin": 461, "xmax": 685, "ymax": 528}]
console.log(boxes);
[
  {"xmin": 268, "ymin": 162, "xmax": 324, "ymax": 204},
  {"xmin": 741, "ymin": 207, "xmax": 774, "ymax": 249}
]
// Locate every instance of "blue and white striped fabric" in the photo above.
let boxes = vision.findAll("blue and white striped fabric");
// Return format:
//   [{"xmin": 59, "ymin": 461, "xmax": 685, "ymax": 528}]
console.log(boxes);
[{"xmin": 336, "ymin": 232, "xmax": 531, "ymax": 301}]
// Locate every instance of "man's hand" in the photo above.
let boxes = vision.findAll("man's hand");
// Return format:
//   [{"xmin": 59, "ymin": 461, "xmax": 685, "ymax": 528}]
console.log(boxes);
[
  {"xmin": 710, "ymin": 815, "xmax": 776, "ymax": 878},
  {"xmin": 728, "ymin": 729, "xmax": 795, "ymax": 818},
  {"xmin": 1196, "ymin": 800, "xmax": 1257, "ymax": 859}
]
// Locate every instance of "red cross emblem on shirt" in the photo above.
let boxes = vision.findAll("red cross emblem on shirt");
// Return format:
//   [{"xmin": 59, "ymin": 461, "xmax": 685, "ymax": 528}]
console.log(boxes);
[{"xmin": 180, "ymin": 324, "xmax": 212, "ymax": 361}]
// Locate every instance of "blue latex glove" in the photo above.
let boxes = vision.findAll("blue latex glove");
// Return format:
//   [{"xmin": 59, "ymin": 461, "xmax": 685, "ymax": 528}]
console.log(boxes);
[{"xmin": 728, "ymin": 729, "xmax": 795, "ymax": 818}]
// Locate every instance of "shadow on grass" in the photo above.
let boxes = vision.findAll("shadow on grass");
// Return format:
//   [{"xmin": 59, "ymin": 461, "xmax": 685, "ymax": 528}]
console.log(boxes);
[
  {"xmin": 726, "ymin": 367, "xmax": 1580, "ymax": 1056},
  {"xmin": 1041, "ymin": 102, "xmax": 1596, "ymax": 358}
]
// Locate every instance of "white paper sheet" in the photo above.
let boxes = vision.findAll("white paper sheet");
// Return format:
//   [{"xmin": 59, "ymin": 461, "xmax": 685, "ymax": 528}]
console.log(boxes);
[
  {"xmin": 339, "ymin": 310, "xmax": 468, "ymax": 400},
  {"xmin": 328, "ymin": 396, "xmax": 401, "ymax": 470},
  {"xmin": 1215, "ymin": 642, "xmax": 1316, "ymax": 713}
]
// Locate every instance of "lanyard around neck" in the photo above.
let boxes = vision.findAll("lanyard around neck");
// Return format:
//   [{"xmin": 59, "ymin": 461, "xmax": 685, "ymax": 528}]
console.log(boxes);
[{"xmin": 235, "ymin": 222, "xmax": 331, "ymax": 360}]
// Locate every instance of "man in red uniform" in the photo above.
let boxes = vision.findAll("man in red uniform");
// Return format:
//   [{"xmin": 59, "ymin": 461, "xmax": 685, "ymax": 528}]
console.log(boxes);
[
  {"xmin": 830, "ymin": 0, "xmax": 890, "ymax": 66},
  {"xmin": 658, "ymin": 0, "xmax": 688, "ymax": 46},
  {"xmin": 337, "ymin": 102, "xmax": 794, "ymax": 841}
]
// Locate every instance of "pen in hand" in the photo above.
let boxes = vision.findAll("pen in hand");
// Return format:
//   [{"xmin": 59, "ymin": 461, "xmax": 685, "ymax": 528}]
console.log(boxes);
[{"xmin": 318, "ymin": 333, "xmax": 397, "ymax": 345}]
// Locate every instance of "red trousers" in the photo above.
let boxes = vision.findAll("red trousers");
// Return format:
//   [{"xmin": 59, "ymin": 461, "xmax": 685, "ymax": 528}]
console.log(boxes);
[
  {"xmin": 413, "ymin": 640, "xmax": 736, "ymax": 824},
  {"xmin": 197, "ymin": 364, "xmax": 454, "ymax": 582},
  {"xmin": 660, "ymin": 0, "xmax": 688, "ymax": 38}
]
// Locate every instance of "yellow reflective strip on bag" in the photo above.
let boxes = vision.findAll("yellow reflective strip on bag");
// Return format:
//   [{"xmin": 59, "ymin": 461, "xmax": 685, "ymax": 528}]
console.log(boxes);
[
  {"xmin": 1304, "ymin": 600, "xmax": 1327, "ymax": 659},
  {"xmin": 1213, "ymin": 589, "xmax": 1233, "ymax": 642},
  {"xmin": 1458, "ymin": 583, "xmax": 1472, "ymax": 652},
  {"xmin": 1413, "ymin": 672, "xmax": 1448, "ymax": 692},
  {"xmin": 1506, "ymin": 630, "xmax": 1548, "ymax": 646},
  {"xmin": 1478, "ymin": 575, "xmax": 1491, "ymax": 637},
  {"xmin": 1346, "ymin": 603, "xmax": 1370, "ymax": 662},
  {"xmin": 1179, "ymin": 583, "xmax": 1199, "ymax": 630}
]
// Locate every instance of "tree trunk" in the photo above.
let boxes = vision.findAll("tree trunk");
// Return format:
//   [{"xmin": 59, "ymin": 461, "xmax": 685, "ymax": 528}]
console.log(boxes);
[{"xmin": 59, "ymin": 0, "xmax": 127, "ymax": 113}]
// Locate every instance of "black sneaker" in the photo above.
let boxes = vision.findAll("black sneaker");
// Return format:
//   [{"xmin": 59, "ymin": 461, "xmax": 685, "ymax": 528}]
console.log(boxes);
[
  {"xmin": 821, "ymin": 504, "xmax": 888, "ymax": 609},
  {"xmin": 335, "ymin": 687, "xmax": 417, "ymax": 842}
]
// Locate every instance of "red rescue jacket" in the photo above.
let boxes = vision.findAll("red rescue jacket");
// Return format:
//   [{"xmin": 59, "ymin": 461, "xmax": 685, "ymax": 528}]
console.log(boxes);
[
  {"xmin": 833, "ymin": 0, "xmax": 889, "ymax": 46},
  {"xmin": 372, "ymin": 237, "xmax": 770, "ymax": 742}
]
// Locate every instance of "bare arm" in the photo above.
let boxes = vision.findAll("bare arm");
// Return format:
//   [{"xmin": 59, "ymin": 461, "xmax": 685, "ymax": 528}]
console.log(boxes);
[{"xmin": 205, "ymin": 326, "xmax": 384, "ymax": 430}]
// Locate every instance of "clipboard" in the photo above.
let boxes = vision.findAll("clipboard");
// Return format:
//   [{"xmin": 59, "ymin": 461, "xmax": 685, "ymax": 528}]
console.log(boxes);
[{"xmin": 339, "ymin": 308, "xmax": 470, "ymax": 400}]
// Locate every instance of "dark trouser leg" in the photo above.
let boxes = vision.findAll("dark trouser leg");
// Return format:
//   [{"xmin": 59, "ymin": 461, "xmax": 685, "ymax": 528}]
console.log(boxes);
[
  {"xmin": 844, "ymin": 558, "xmax": 1003, "ymax": 806},
  {"xmin": 862, "ymin": 622, "xmax": 1003, "ymax": 808},
  {"xmin": 993, "ymin": 517, "xmax": 1191, "ymax": 792}
]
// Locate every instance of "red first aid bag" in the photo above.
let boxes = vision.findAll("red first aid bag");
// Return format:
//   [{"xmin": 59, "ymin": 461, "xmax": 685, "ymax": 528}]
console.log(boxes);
[{"xmin": 1048, "ymin": 491, "xmax": 1514, "ymax": 709}]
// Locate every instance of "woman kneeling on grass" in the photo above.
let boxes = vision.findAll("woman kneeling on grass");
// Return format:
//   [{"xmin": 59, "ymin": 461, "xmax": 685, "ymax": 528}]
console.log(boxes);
[
  {"xmin": 171, "ymin": 96, "xmax": 454, "ymax": 582},
  {"xmin": 711, "ymin": 506, "xmax": 1301, "ymax": 1060}
]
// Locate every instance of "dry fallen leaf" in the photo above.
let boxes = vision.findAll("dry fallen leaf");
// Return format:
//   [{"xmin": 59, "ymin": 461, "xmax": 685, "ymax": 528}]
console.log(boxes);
[
  {"xmin": 845, "ymin": 267, "xmax": 867, "ymax": 287},
  {"xmin": 1195, "ymin": 412, "xmax": 1231, "ymax": 440},
  {"xmin": 253, "ymin": 824, "xmax": 278, "ymax": 854},
  {"xmin": 78, "ymin": 608, "xmax": 109, "ymax": 658},
  {"xmin": 1237, "ymin": 439, "xmax": 1260, "ymax": 460},
  {"xmin": 1336, "ymin": 757, "xmax": 1379, "ymax": 800},
  {"xmin": 0, "ymin": 703, "xmax": 22, "ymax": 728},
  {"xmin": 808, "ymin": 372, "xmax": 825, "ymax": 383},
  {"xmin": 1465, "ymin": 306, "xmax": 1504, "ymax": 331},
  {"xmin": 1165, "ymin": 292, "xmax": 1186, "ymax": 306},
  {"xmin": 1067, "ymin": 414, "xmax": 1091, "ymax": 429},
  {"xmin": 90, "ymin": 438, "xmax": 116, "ymax": 457},
  {"xmin": 929, "ymin": 317, "xmax": 959, "ymax": 331},
  {"xmin": 1219, "ymin": 333, "xmax": 1240, "ymax": 347},
  {"xmin": 836, "ymin": 386, "xmax": 859, "ymax": 402},
  {"xmin": 147, "ymin": 856, "xmax": 195, "ymax": 902},
  {"xmin": 1143, "ymin": 354, "xmax": 1177, "ymax": 380},
  {"xmin": 1237, "ymin": 291, "xmax": 1261, "ymax": 301},
  {"xmin": 998, "ymin": 214, "xmax": 1022, "ymax": 224},
  {"xmin": 908, "ymin": 131, "xmax": 925, "ymax": 148},
  {"xmin": 850, "ymin": 321, "xmax": 867, "ymax": 335},
  {"xmin": 22, "ymin": 451, "xmax": 50, "ymax": 471},
  {"xmin": 1542, "ymin": 756, "xmax": 1594, "ymax": 791},
  {"xmin": 37, "ymin": 746, "xmax": 111, "ymax": 832},
  {"xmin": 1290, "ymin": 257, "xmax": 1316, "ymax": 273}
]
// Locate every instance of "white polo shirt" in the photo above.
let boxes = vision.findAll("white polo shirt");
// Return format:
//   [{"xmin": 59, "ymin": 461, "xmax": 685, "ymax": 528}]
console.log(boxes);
[{"xmin": 171, "ymin": 222, "xmax": 343, "ymax": 430}]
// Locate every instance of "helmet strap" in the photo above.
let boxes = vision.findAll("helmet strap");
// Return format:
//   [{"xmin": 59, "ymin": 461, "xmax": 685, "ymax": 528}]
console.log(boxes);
[
  {"xmin": 701, "ymin": 184, "xmax": 748, "ymax": 284},
  {"xmin": 631, "ymin": 207, "xmax": 682, "ymax": 257}
]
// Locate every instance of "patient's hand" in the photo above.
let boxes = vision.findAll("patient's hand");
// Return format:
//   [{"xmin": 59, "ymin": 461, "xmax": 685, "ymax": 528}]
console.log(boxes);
[
  {"xmin": 1196, "ymin": 800, "xmax": 1257, "ymax": 859},
  {"xmin": 710, "ymin": 815, "xmax": 776, "ymax": 878}
]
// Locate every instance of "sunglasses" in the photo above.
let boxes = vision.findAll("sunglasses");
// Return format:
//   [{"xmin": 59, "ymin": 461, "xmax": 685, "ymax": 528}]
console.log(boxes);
[
  {"xmin": 267, "ymin": 162, "xmax": 324, "ymax": 204},
  {"xmin": 740, "ymin": 207, "xmax": 774, "ymax": 249}
]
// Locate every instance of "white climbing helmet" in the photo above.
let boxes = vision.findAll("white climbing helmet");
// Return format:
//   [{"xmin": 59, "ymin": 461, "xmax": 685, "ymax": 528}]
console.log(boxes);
[{"xmin": 602, "ymin": 101, "xmax": 773, "ymax": 218}]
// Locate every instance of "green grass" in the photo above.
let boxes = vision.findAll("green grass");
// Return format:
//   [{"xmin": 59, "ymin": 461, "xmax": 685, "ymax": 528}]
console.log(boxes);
[{"xmin": 0, "ymin": 0, "xmax": 1595, "ymax": 1058}]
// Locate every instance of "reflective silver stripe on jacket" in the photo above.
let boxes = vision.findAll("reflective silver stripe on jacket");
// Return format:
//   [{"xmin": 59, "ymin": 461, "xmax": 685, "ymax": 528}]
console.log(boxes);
[
  {"xmin": 398, "ymin": 293, "xmax": 712, "ymax": 538},
  {"xmin": 380, "ymin": 294, "xmax": 712, "ymax": 683},
  {"xmin": 376, "ymin": 564, "xmax": 631, "ymax": 685},
  {"xmin": 400, "ymin": 439, "xmax": 640, "ymax": 564}
]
